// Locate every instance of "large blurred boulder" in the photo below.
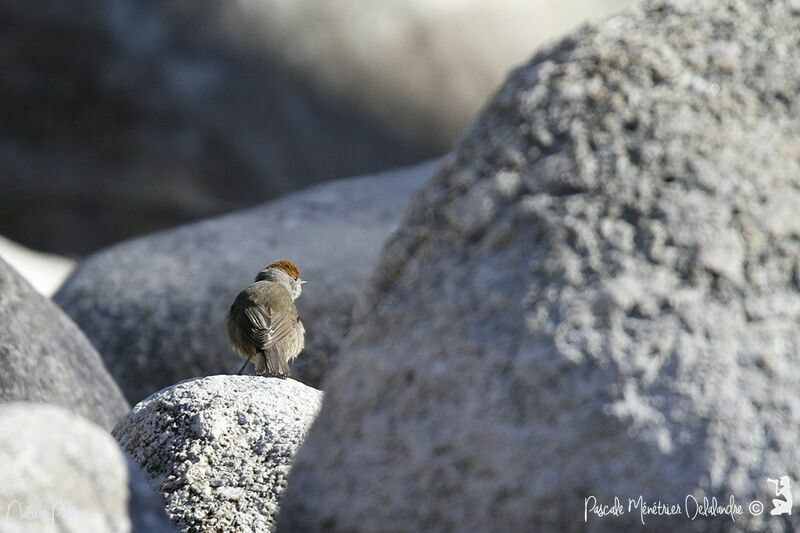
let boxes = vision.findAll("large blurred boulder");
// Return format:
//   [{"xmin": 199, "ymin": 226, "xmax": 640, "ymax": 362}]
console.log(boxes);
[
  {"xmin": 55, "ymin": 163, "xmax": 434, "ymax": 402},
  {"xmin": 0, "ymin": 0, "xmax": 427, "ymax": 254},
  {"xmin": 114, "ymin": 376, "xmax": 321, "ymax": 532},
  {"xmin": 0, "ymin": 403, "xmax": 172, "ymax": 533},
  {"xmin": 279, "ymin": 1, "xmax": 800, "ymax": 531},
  {"xmin": 203, "ymin": 0, "xmax": 634, "ymax": 149},
  {"xmin": 0, "ymin": 257, "xmax": 128, "ymax": 430}
]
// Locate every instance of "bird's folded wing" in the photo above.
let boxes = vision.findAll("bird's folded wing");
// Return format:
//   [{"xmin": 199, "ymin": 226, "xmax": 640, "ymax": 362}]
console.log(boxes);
[{"xmin": 240, "ymin": 304, "xmax": 295, "ymax": 352}]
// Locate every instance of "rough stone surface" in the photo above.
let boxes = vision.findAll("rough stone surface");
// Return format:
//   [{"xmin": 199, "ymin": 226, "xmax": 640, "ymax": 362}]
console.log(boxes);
[
  {"xmin": 0, "ymin": 257, "xmax": 128, "ymax": 431},
  {"xmin": 0, "ymin": 0, "xmax": 428, "ymax": 255},
  {"xmin": 114, "ymin": 375, "xmax": 321, "ymax": 533},
  {"xmin": 279, "ymin": 1, "xmax": 800, "ymax": 532},
  {"xmin": 0, "ymin": 403, "xmax": 172, "ymax": 533},
  {"xmin": 55, "ymin": 163, "xmax": 434, "ymax": 402}
]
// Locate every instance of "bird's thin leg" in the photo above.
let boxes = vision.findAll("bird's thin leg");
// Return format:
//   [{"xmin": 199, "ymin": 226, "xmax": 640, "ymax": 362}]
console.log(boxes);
[{"xmin": 236, "ymin": 354, "xmax": 253, "ymax": 375}]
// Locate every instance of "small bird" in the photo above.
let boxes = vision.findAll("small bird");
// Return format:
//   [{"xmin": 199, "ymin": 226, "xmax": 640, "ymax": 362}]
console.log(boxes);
[{"xmin": 226, "ymin": 259, "xmax": 306, "ymax": 378}]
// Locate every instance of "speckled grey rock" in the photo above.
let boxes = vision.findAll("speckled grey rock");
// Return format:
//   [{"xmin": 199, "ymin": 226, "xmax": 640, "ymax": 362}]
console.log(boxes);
[
  {"xmin": 55, "ymin": 163, "xmax": 434, "ymax": 402},
  {"xmin": 279, "ymin": 1, "xmax": 800, "ymax": 532},
  {"xmin": 0, "ymin": 257, "xmax": 128, "ymax": 431},
  {"xmin": 0, "ymin": 0, "xmax": 428, "ymax": 255},
  {"xmin": 114, "ymin": 376, "xmax": 321, "ymax": 532},
  {"xmin": 0, "ymin": 403, "xmax": 172, "ymax": 533}
]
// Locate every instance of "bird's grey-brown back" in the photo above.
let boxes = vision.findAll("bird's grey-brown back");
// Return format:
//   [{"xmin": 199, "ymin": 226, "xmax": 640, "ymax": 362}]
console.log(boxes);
[{"xmin": 226, "ymin": 269, "xmax": 305, "ymax": 378}]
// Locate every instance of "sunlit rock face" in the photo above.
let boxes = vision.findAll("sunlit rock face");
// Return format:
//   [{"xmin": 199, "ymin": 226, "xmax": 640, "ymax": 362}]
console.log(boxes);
[
  {"xmin": 278, "ymin": 1, "xmax": 800, "ymax": 531},
  {"xmin": 115, "ymin": 376, "xmax": 322, "ymax": 532}
]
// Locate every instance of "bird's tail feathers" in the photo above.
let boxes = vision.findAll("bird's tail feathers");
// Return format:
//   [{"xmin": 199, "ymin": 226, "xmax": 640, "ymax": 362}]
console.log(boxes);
[{"xmin": 260, "ymin": 350, "xmax": 291, "ymax": 379}]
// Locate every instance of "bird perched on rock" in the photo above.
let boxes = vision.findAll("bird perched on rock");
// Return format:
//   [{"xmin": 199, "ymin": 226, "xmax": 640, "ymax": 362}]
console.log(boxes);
[{"xmin": 226, "ymin": 259, "xmax": 306, "ymax": 378}]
